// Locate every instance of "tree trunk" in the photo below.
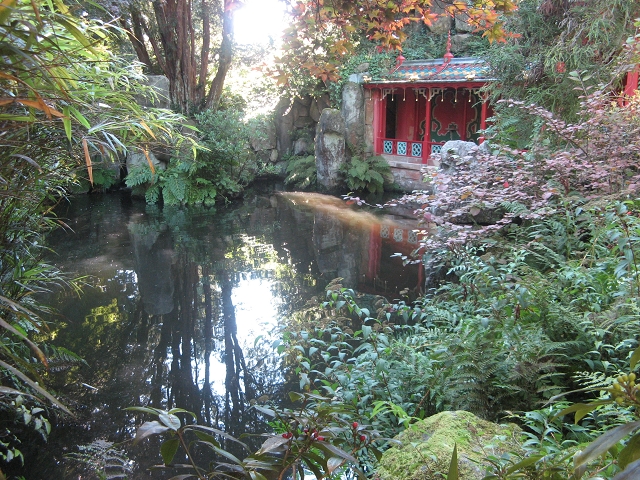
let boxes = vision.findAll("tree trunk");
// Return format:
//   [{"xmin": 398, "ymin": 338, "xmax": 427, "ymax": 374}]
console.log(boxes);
[
  {"xmin": 197, "ymin": 0, "xmax": 211, "ymax": 103},
  {"xmin": 120, "ymin": 9, "xmax": 153, "ymax": 71},
  {"xmin": 205, "ymin": 0, "xmax": 234, "ymax": 110},
  {"xmin": 152, "ymin": 0, "xmax": 204, "ymax": 113},
  {"xmin": 122, "ymin": 0, "xmax": 231, "ymax": 114}
]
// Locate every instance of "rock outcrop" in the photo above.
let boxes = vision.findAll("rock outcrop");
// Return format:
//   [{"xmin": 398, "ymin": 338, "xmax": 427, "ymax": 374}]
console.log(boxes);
[
  {"xmin": 427, "ymin": 2, "xmax": 453, "ymax": 34},
  {"xmin": 315, "ymin": 109, "xmax": 346, "ymax": 192},
  {"xmin": 375, "ymin": 411, "xmax": 522, "ymax": 480},
  {"xmin": 136, "ymin": 75, "xmax": 170, "ymax": 109},
  {"xmin": 436, "ymin": 140, "xmax": 489, "ymax": 173},
  {"xmin": 250, "ymin": 119, "xmax": 278, "ymax": 163},
  {"xmin": 275, "ymin": 94, "xmax": 330, "ymax": 158},
  {"xmin": 341, "ymin": 81, "xmax": 365, "ymax": 149},
  {"xmin": 126, "ymin": 150, "xmax": 166, "ymax": 172}
]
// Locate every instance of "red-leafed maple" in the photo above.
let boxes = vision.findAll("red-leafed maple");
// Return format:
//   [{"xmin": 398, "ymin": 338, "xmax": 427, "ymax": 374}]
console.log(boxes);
[{"xmin": 274, "ymin": 0, "xmax": 519, "ymax": 84}]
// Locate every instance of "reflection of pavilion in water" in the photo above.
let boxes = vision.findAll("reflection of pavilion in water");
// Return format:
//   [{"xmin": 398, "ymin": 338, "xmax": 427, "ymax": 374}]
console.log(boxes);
[
  {"xmin": 283, "ymin": 193, "xmax": 424, "ymax": 297},
  {"xmin": 362, "ymin": 218, "xmax": 423, "ymax": 295}
]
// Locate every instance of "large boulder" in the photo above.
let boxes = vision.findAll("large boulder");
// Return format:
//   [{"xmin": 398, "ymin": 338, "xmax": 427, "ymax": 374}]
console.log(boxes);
[
  {"xmin": 309, "ymin": 94, "xmax": 331, "ymax": 123},
  {"xmin": 250, "ymin": 117, "xmax": 278, "ymax": 162},
  {"xmin": 315, "ymin": 109, "xmax": 346, "ymax": 192},
  {"xmin": 427, "ymin": 3, "xmax": 453, "ymax": 35},
  {"xmin": 436, "ymin": 140, "xmax": 489, "ymax": 173},
  {"xmin": 136, "ymin": 75, "xmax": 170, "ymax": 109},
  {"xmin": 250, "ymin": 118, "xmax": 277, "ymax": 152},
  {"xmin": 275, "ymin": 97, "xmax": 295, "ymax": 155},
  {"xmin": 341, "ymin": 81, "xmax": 365, "ymax": 149},
  {"xmin": 455, "ymin": 11, "xmax": 475, "ymax": 32},
  {"xmin": 375, "ymin": 411, "xmax": 522, "ymax": 480},
  {"xmin": 276, "ymin": 94, "xmax": 330, "ymax": 155},
  {"xmin": 293, "ymin": 137, "xmax": 313, "ymax": 156},
  {"xmin": 126, "ymin": 150, "xmax": 166, "ymax": 172},
  {"xmin": 292, "ymin": 99, "xmax": 314, "ymax": 130},
  {"xmin": 451, "ymin": 34, "xmax": 473, "ymax": 54}
]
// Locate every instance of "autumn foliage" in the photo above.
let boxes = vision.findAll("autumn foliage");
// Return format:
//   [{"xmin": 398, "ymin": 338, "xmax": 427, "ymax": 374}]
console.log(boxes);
[{"xmin": 274, "ymin": 0, "xmax": 519, "ymax": 84}]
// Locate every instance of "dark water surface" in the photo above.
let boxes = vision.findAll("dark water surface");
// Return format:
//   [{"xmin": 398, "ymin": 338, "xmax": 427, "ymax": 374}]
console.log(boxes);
[{"xmin": 33, "ymin": 188, "xmax": 421, "ymax": 479}]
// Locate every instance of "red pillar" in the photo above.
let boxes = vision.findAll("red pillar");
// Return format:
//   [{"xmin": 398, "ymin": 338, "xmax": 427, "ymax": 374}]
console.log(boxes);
[
  {"xmin": 461, "ymin": 88, "xmax": 468, "ymax": 141},
  {"xmin": 371, "ymin": 89, "xmax": 381, "ymax": 154},
  {"xmin": 479, "ymin": 92, "xmax": 488, "ymax": 144},
  {"xmin": 624, "ymin": 68, "xmax": 639, "ymax": 106},
  {"xmin": 423, "ymin": 88, "xmax": 431, "ymax": 164}
]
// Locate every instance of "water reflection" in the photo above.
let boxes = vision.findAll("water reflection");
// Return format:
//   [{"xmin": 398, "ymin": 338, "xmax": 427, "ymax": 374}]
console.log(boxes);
[
  {"xmin": 38, "ymin": 189, "xmax": 420, "ymax": 478},
  {"xmin": 280, "ymin": 192, "xmax": 423, "ymax": 294}
]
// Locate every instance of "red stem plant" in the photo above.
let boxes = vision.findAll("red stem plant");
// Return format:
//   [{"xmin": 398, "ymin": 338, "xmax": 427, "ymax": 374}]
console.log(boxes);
[{"xmin": 400, "ymin": 87, "xmax": 640, "ymax": 252}]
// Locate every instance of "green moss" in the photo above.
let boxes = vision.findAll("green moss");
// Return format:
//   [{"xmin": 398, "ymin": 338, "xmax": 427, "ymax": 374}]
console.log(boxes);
[{"xmin": 376, "ymin": 411, "xmax": 522, "ymax": 480}]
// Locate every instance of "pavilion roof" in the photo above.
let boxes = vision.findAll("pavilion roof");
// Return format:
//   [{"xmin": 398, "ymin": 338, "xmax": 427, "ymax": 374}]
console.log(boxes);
[{"xmin": 370, "ymin": 57, "xmax": 494, "ymax": 84}]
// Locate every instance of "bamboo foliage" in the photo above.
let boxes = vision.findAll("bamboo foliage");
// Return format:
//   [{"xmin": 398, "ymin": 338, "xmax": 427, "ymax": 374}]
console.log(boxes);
[
  {"xmin": 1, "ymin": 0, "xmax": 198, "ymax": 181},
  {"xmin": 0, "ymin": 0, "xmax": 197, "ymax": 420}
]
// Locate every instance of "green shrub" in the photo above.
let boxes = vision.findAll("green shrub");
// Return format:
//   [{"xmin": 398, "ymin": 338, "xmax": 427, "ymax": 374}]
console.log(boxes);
[
  {"xmin": 279, "ymin": 197, "xmax": 640, "ymax": 465},
  {"xmin": 126, "ymin": 109, "xmax": 265, "ymax": 205},
  {"xmin": 340, "ymin": 155, "xmax": 391, "ymax": 195},
  {"xmin": 284, "ymin": 155, "xmax": 317, "ymax": 190}
]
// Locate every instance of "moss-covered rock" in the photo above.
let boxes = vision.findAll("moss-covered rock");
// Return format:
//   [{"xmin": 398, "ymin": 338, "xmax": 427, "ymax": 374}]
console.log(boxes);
[{"xmin": 375, "ymin": 410, "xmax": 522, "ymax": 480}]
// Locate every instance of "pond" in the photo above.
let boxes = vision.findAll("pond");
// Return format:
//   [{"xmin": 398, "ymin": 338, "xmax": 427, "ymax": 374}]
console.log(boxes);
[{"xmin": 33, "ymin": 186, "xmax": 422, "ymax": 479}]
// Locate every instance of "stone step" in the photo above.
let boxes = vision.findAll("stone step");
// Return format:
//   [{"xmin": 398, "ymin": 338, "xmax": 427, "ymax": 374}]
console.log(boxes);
[
  {"xmin": 387, "ymin": 160, "xmax": 423, "ymax": 171},
  {"xmin": 379, "ymin": 154, "xmax": 435, "ymax": 191},
  {"xmin": 382, "ymin": 154, "xmax": 425, "ymax": 166}
]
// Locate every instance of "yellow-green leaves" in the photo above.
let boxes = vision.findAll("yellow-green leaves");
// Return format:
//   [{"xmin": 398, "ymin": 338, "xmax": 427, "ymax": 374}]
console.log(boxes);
[{"xmin": 63, "ymin": 106, "xmax": 72, "ymax": 141}]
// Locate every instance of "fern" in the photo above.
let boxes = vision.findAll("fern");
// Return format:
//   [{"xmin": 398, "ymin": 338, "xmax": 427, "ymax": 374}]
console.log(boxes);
[
  {"xmin": 285, "ymin": 155, "xmax": 317, "ymax": 189},
  {"xmin": 341, "ymin": 155, "xmax": 391, "ymax": 194},
  {"xmin": 42, "ymin": 345, "xmax": 87, "ymax": 372},
  {"xmin": 123, "ymin": 108, "xmax": 261, "ymax": 205},
  {"xmin": 572, "ymin": 371, "xmax": 611, "ymax": 390},
  {"xmin": 144, "ymin": 183, "xmax": 160, "ymax": 204},
  {"xmin": 163, "ymin": 174, "xmax": 188, "ymax": 205},
  {"xmin": 65, "ymin": 440, "xmax": 133, "ymax": 480},
  {"xmin": 91, "ymin": 168, "xmax": 120, "ymax": 190},
  {"xmin": 124, "ymin": 165, "xmax": 155, "ymax": 187}
]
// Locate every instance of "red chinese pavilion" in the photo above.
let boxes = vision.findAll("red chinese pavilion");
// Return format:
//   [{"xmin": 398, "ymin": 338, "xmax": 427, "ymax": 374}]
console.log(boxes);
[{"xmin": 363, "ymin": 53, "xmax": 495, "ymax": 170}]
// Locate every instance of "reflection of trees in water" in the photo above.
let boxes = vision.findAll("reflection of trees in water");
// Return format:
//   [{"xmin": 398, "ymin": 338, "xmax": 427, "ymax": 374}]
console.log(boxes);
[
  {"xmin": 134, "ymin": 256, "xmax": 260, "ymax": 439},
  {"xmin": 42, "ymin": 192, "xmax": 380, "ymax": 477},
  {"xmin": 36, "ymin": 197, "xmax": 296, "ymax": 477},
  {"xmin": 128, "ymin": 207, "xmax": 299, "ymax": 453},
  {"xmin": 220, "ymin": 271, "xmax": 252, "ymax": 435}
]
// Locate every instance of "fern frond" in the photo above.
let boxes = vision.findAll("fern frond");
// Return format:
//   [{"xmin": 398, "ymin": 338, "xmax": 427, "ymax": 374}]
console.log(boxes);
[
  {"xmin": 43, "ymin": 345, "xmax": 87, "ymax": 372},
  {"xmin": 65, "ymin": 440, "xmax": 133, "ymax": 479},
  {"xmin": 285, "ymin": 155, "xmax": 317, "ymax": 189},
  {"xmin": 572, "ymin": 371, "xmax": 611, "ymax": 390}
]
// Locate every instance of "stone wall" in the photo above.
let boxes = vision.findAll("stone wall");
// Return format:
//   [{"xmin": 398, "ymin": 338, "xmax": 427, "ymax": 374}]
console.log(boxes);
[{"xmin": 274, "ymin": 94, "xmax": 331, "ymax": 158}]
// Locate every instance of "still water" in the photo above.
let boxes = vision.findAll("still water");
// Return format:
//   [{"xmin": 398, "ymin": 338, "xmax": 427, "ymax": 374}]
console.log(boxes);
[{"xmin": 35, "ymin": 187, "xmax": 421, "ymax": 479}]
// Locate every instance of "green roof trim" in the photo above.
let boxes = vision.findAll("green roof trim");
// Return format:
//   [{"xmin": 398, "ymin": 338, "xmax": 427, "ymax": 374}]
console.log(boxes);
[{"xmin": 376, "ymin": 57, "xmax": 494, "ymax": 84}]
